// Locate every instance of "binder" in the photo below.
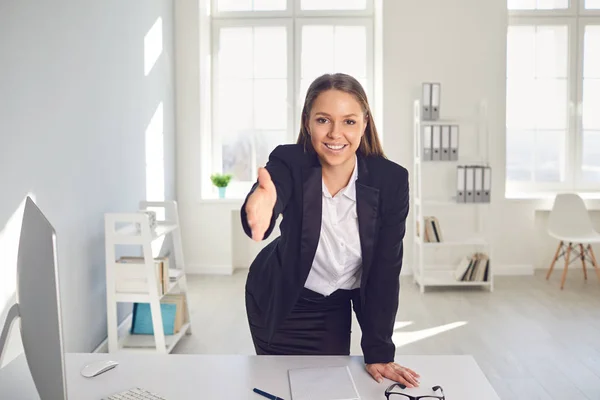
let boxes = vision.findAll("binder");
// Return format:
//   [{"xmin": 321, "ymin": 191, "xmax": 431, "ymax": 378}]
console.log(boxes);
[
  {"xmin": 441, "ymin": 125, "xmax": 450, "ymax": 161},
  {"xmin": 483, "ymin": 166, "xmax": 491, "ymax": 202},
  {"xmin": 465, "ymin": 166, "xmax": 475, "ymax": 203},
  {"xmin": 474, "ymin": 166, "xmax": 483, "ymax": 202},
  {"xmin": 431, "ymin": 83, "xmax": 441, "ymax": 120},
  {"xmin": 422, "ymin": 83, "xmax": 432, "ymax": 120},
  {"xmin": 456, "ymin": 166, "xmax": 466, "ymax": 203},
  {"xmin": 431, "ymin": 125, "xmax": 441, "ymax": 161},
  {"xmin": 450, "ymin": 125, "xmax": 459, "ymax": 161},
  {"xmin": 422, "ymin": 126, "xmax": 432, "ymax": 161}
]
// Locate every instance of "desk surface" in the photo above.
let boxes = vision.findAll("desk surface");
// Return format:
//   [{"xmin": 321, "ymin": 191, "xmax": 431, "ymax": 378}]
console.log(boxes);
[{"xmin": 0, "ymin": 353, "xmax": 499, "ymax": 400}]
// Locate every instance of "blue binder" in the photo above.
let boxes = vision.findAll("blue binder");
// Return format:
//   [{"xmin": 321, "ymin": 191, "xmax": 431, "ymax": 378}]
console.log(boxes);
[{"xmin": 131, "ymin": 302, "xmax": 177, "ymax": 335}]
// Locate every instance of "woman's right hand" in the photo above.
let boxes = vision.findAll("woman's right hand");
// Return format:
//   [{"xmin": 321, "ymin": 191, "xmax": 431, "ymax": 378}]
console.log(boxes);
[{"xmin": 245, "ymin": 167, "xmax": 277, "ymax": 241}]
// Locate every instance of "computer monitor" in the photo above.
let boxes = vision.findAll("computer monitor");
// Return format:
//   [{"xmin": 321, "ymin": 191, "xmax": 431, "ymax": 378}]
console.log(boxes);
[{"xmin": 0, "ymin": 196, "xmax": 67, "ymax": 399}]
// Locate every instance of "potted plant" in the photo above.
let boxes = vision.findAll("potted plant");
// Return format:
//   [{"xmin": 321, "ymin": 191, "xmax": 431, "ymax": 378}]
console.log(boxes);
[{"xmin": 210, "ymin": 173, "xmax": 232, "ymax": 198}]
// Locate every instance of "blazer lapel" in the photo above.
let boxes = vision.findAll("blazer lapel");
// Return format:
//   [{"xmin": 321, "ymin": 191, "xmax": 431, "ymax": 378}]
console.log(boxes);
[
  {"xmin": 299, "ymin": 158, "xmax": 323, "ymax": 282},
  {"xmin": 356, "ymin": 155, "xmax": 380, "ymax": 300}
]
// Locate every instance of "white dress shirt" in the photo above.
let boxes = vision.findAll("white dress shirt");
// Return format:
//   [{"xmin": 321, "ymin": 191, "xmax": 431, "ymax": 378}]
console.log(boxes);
[{"xmin": 304, "ymin": 156, "xmax": 363, "ymax": 296}]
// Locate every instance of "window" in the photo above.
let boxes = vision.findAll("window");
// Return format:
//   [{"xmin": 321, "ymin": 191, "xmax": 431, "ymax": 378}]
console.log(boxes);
[
  {"xmin": 506, "ymin": 0, "xmax": 600, "ymax": 196},
  {"xmin": 208, "ymin": 0, "xmax": 374, "ymax": 198}
]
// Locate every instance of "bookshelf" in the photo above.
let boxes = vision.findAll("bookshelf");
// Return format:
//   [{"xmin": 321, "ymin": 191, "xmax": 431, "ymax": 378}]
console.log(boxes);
[
  {"xmin": 412, "ymin": 98, "xmax": 494, "ymax": 293},
  {"xmin": 104, "ymin": 200, "xmax": 193, "ymax": 353}
]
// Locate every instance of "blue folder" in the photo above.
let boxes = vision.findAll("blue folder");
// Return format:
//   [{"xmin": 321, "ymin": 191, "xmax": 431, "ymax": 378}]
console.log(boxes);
[{"xmin": 131, "ymin": 302, "xmax": 177, "ymax": 335}]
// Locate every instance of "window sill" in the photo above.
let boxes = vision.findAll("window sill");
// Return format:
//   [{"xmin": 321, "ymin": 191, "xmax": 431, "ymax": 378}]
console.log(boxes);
[{"xmin": 505, "ymin": 191, "xmax": 600, "ymax": 211}]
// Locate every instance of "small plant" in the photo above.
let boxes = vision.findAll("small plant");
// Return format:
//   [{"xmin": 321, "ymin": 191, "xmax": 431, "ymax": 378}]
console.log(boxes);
[{"xmin": 210, "ymin": 173, "xmax": 232, "ymax": 188}]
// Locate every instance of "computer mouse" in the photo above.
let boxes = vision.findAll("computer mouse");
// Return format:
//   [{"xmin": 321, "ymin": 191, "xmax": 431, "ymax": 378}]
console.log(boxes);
[{"xmin": 80, "ymin": 360, "xmax": 119, "ymax": 378}]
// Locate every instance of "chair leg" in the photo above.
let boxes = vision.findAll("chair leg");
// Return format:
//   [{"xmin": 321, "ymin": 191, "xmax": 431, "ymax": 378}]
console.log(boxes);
[
  {"xmin": 588, "ymin": 244, "xmax": 600, "ymax": 283},
  {"xmin": 547, "ymin": 241, "xmax": 563, "ymax": 280},
  {"xmin": 579, "ymin": 243, "xmax": 588, "ymax": 280},
  {"xmin": 560, "ymin": 243, "xmax": 572, "ymax": 290}
]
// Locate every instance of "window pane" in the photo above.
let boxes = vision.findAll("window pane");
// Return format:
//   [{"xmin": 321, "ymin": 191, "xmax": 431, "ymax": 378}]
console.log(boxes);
[
  {"xmin": 217, "ymin": 80, "xmax": 253, "ymax": 131},
  {"xmin": 506, "ymin": 130, "xmax": 534, "ymax": 181},
  {"xmin": 534, "ymin": 130, "xmax": 565, "ymax": 182},
  {"xmin": 302, "ymin": 25, "xmax": 335, "ymax": 78},
  {"xmin": 585, "ymin": 0, "xmax": 600, "ymax": 8},
  {"xmin": 217, "ymin": 0, "xmax": 252, "ymax": 12},
  {"xmin": 217, "ymin": 0, "xmax": 286, "ymax": 11},
  {"xmin": 507, "ymin": 79, "xmax": 536, "ymax": 129},
  {"xmin": 256, "ymin": 130, "xmax": 286, "ymax": 167},
  {"xmin": 583, "ymin": 79, "xmax": 600, "ymax": 130},
  {"xmin": 535, "ymin": 79, "xmax": 567, "ymax": 129},
  {"xmin": 254, "ymin": 79, "xmax": 288, "ymax": 130},
  {"xmin": 218, "ymin": 27, "xmax": 253, "ymax": 79},
  {"xmin": 535, "ymin": 26, "xmax": 567, "ymax": 78},
  {"xmin": 507, "ymin": 0, "xmax": 569, "ymax": 9},
  {"xmin": 582, "ymin": 131, "xmax": 600, "ymax": 182},
  {"xmin": 335, "ymin": 26, "xmax": 367, "ymax": 78},
  {"xmin": 584, "ymin": 26, "xmax": 600, "ymax": 79},
  {"xmin": 254, "ymin": 27, "xmax": 287, "ymax": 79},
  {"xmin": 301, "ymin": 0, "xmax": 367, "ymax": 10},
  {"xmin": 254, "ymin": 0, "xmax": 287, "ymax": 11},
  {"xmin": 222, "ymin": 131, "xmax": 253, "ymax": 181},
  {"xmin": 507, "ymin": 26, "xmax": 536, "ymax": 79}
]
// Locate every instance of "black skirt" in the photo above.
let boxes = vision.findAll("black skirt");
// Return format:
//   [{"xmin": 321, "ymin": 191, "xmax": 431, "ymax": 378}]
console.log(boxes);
[{"xmin": 246, "ymin": 286, "xmax": 361, "ymax": 356}]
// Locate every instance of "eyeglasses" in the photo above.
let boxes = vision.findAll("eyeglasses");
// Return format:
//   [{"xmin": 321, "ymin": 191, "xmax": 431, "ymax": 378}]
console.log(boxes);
[{"xmin": 384, "ymin": 383, "xmax": 445, "ymax": 400}]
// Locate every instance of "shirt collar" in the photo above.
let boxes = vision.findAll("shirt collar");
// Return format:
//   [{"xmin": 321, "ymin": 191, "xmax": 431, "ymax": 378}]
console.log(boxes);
[{"xmin": 322, "ymin": 155, "xmax": 358, "ymax": 201}]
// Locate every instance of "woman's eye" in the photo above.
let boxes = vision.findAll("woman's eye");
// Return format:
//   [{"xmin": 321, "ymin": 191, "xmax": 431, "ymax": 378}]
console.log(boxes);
[
  {"xmin": 346, "ymin": 119, "xmax": 356, "ymax": 125},
  {"xmin": 316, "ymin": 117, "xmax": 328, "ymax": 124}
]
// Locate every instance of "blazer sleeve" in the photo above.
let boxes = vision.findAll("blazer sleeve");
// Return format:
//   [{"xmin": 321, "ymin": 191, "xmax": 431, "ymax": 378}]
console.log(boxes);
[
  {"xmin": 240, "ymin": 145, "xmax": 293, "ymax": 240},
  {"xmin": 360, "ymin": 167, "xmax": 409, "ymax": 365}
]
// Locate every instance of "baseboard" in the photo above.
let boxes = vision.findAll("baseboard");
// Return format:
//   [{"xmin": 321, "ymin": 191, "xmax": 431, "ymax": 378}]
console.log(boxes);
[
  {"xmin": 93, "ymin": 313, "xmax": 132, "ymax": 353},
  {"xmin": 186, "ymin": 263, "xmax": 234, "ymax": 275}
]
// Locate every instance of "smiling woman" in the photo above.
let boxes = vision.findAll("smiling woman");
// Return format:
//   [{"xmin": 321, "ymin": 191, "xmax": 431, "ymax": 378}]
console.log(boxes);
[{"xmin": 239, "ymin": 73, "xmax": 420, "ymax": 389}]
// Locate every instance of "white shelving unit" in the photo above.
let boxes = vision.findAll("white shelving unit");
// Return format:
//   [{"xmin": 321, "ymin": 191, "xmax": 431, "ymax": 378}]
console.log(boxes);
[
  {"xmin": 104, "ymin": 200, "xmax": 192, "ymax": 353},
  {"xmin": 412, "ymin": 99, "xmax": 494, "ymax": 293}
]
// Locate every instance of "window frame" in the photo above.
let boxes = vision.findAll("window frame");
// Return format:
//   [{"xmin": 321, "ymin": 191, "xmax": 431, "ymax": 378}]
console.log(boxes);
[
  {"xmin": 206, "ymin": 0, "xmax": 375, "ymax": 199},
  {"xmin": 506, "ymin": 0, "xmax": 600, "ymax": 197}
]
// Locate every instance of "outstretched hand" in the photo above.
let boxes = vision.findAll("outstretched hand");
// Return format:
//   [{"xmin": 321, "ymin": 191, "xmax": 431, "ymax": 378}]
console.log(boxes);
[
  {"xmin": 245, "ymin": 167, "xmax": 277, "ymax": 241},
  {"xmin": 366, "ymin": 362, "xmax": 420, "ymax": 387}
]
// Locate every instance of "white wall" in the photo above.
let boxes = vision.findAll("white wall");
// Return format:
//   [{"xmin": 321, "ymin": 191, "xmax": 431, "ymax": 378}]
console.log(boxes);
[
  {"xmin": 177, "ymin": 0, "xmax": 600, "ymax": 276},
  {"xmin": 0, "ymin": 0, "xmax": 175, "ymax": 366}
]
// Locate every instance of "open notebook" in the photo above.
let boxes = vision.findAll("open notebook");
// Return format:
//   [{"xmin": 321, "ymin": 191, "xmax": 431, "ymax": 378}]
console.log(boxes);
[{"xmin": 288, "ymin": 365, "xmax": 360, "ymax": 400}]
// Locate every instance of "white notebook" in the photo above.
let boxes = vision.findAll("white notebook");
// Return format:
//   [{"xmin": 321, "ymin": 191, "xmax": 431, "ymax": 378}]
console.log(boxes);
[{"xmin": 288, "ymin": 365, "xmax": 360, "ymax": 400}]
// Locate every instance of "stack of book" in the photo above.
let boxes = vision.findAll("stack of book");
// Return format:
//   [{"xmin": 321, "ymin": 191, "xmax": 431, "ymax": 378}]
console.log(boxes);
[
  {"xmin": 454, "ymin": 253, "xmax": 490, "ymax": 282},
  {"xmin": 130, "ymin": 294, "xmax": 188, "ymax": 335},
  {"xmin": 422, "ymin": 216, "xmax": 443, "ymax": 243},
  {"xmin": 115, "ymin": 256, "xmax": 171, "ymax": 295}
]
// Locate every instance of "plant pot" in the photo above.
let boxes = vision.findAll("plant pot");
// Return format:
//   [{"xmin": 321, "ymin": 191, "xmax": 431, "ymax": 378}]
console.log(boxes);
[{"xmin": 218, "ymin": 187, "xmax": 226, "ymax": 199}]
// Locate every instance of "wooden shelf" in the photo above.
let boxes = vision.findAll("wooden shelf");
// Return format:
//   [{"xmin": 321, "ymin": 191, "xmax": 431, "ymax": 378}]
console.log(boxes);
[
  {"xmin": 105, "ymin": 201, "xmax": 193, "ymax": 354},
  {"xmin": 119, "ymin": 323, "xmax": 191, "ymax": 353},
  {"xmin": 414, "ymin": 270, "xmax": 491, "ymax": 288}
]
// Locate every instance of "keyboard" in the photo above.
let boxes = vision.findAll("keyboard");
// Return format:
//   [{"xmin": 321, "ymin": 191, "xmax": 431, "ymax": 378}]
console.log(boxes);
[{"xmin": 102, "ymin": 387, "xmax": 168, "ymax": 400}]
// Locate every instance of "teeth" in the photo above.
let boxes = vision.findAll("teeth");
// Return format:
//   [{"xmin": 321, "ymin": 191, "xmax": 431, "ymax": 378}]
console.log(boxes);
[{"xmin": 325, "ymin": 144, "xmax": 345, "ymax": 150}]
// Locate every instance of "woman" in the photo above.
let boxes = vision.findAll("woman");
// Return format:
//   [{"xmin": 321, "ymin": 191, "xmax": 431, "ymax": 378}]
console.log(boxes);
[{"xmin": 240, "ymin": 73, "xmax": 420, "ymax": 388}]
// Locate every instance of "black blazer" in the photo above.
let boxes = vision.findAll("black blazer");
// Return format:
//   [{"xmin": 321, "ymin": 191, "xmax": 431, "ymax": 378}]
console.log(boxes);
[{"xmin": 240, "ymin": 144, "xmax": 410, "ymax": 364}]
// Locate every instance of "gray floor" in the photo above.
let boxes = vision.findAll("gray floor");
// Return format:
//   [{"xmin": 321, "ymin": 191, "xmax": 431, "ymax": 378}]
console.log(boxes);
[{"xmin": 173, "ymin": 269, "xmax": 600, "ymax": 399}]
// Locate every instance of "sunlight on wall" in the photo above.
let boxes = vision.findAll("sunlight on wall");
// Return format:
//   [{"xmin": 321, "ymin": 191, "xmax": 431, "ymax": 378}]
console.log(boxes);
[
  {"xmin": 392, "ymin": 321, "xmax": 468, "ymax": 347},
  {"xmin": 144, "ymin": 17, "xmax": 163, "ymax": 76},
  {"xmin": 0, "ymin": 193, "xmax": 36, "ymax": 367},
  {"xmin": 145, "ymin": 101, "xmax": 166, "ymax": 254},
  {"xmin": 146, "ymin": 101, "xmax": 165, "ymax": 203}
]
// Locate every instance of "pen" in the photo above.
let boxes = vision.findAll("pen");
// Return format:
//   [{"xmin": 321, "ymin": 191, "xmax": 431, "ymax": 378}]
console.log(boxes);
[{"xmin": 253, "ymin": 387, "xmax": 285, "ymax": 400}]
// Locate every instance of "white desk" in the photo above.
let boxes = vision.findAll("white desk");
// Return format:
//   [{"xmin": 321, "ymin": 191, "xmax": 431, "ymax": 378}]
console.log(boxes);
[{"xmin": 0, "ymin": 353, "xmax": 500, "ymax": 399}]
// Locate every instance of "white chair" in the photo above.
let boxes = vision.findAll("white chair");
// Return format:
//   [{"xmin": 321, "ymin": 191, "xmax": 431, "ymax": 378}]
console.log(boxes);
[{"xmin": 546, "ymin": 193, "xmax": 600, "ymax": 289}]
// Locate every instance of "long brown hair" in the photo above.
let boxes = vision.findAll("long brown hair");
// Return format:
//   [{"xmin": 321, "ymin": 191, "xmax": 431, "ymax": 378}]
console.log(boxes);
[{"xmin": 296, "ymin": 73, "xmax": 385, "ymax": 158}]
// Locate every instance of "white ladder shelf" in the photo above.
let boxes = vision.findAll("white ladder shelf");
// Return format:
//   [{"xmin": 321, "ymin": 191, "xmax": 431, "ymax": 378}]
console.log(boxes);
[{"xmin": 104, "ymin": 200, "xmax": 192, "ymax": 353}]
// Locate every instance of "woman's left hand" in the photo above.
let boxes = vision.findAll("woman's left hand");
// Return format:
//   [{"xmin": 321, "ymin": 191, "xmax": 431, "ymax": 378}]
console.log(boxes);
[{"xmin": 365, "ymin": 362, "xmax": 420, "ymax": 387}]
